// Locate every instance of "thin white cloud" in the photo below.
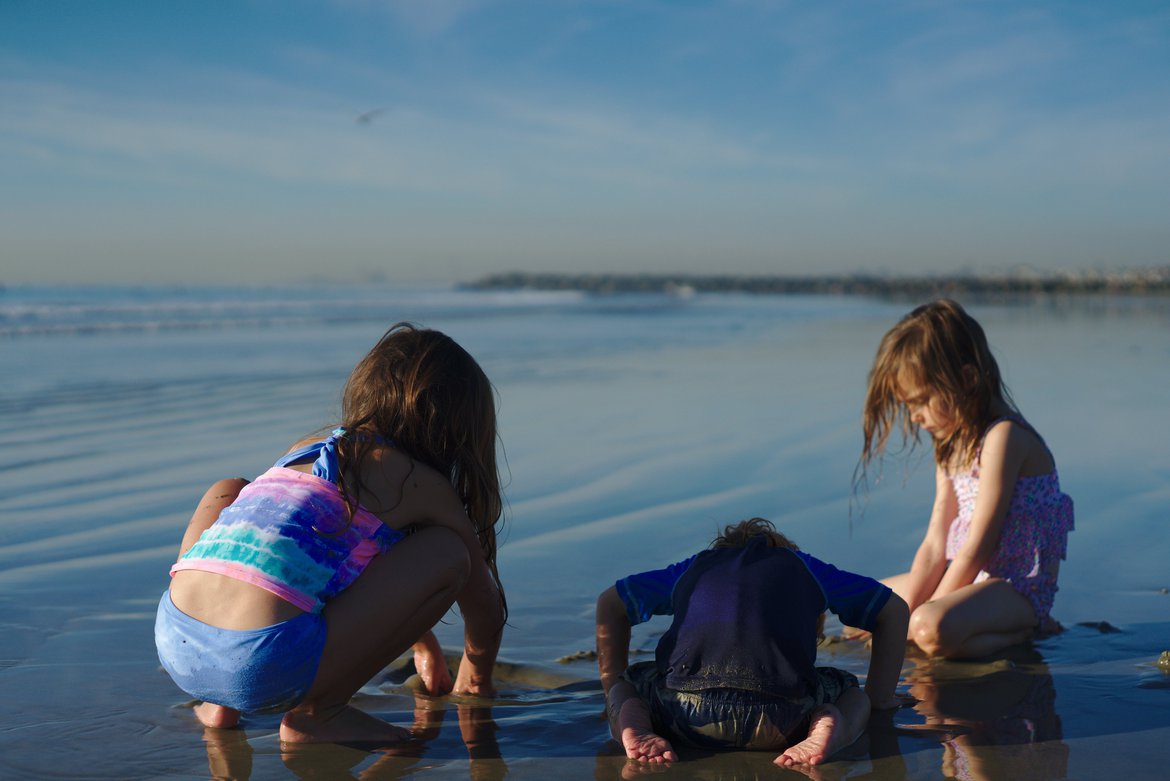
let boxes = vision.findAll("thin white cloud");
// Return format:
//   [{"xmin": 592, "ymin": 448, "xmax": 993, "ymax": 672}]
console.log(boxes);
[{"xmin": 331, "ymin": 0, "xmax": 489, "ymax": 35}]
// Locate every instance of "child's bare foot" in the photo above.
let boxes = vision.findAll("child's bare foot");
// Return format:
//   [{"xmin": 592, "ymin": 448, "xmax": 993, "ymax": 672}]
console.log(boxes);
[
  {"xmin": 620, "ymin": 727, "xmax": 677, "ymax": 763},
  {"xmin": 776, "ymin": 704, "xmax": 857, "ymax": 767},
  {"xmin": 194, "ymin": 702, "xmax": 240, "ymax": 729},
  {"xmin": 280, "ymin": 704, "xmax": 411, "ymax": 747}
]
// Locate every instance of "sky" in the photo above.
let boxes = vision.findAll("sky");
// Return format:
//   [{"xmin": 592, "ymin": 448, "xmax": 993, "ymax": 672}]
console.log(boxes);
[{"xmin": 2, "ymin": 0, "xmax": 1169, "ymax": 286}]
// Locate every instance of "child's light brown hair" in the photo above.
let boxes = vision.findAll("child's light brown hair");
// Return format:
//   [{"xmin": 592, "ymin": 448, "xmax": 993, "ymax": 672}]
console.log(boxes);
[
  {"xmin": 860, "ymin": 298, "xmax": 1015, "ymax": 473},
  {"xmin": 710, "ymin": 517, "xmax": 799, "ymax": 551}
]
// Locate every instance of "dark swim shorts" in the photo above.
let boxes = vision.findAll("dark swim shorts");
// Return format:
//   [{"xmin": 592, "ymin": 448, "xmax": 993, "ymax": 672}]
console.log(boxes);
[{"xmin": 622, "ymin": 661, "xmax": 858, "ymax": 750}]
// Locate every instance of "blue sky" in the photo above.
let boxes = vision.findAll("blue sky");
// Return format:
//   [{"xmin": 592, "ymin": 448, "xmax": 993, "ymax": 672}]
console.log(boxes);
[{"xmin": 2, "ymin": 0, "xmax": 1168, "ymax": 285}]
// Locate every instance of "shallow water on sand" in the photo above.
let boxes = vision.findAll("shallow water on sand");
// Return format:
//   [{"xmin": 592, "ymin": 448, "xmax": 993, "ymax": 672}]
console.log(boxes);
[{"xmin": 1, "ymin": 287, "xmax": 1167, "ymax": 779}]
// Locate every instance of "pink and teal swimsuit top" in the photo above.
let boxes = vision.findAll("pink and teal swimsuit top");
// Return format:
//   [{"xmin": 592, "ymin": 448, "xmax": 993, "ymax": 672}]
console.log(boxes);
[
  {"xmin": 945, "ymin": 416, "xmax": 1074, "ymax": 620},
  {"xmin": 171, "ymin": 429, "xmax": 404, "ymax": 614}
]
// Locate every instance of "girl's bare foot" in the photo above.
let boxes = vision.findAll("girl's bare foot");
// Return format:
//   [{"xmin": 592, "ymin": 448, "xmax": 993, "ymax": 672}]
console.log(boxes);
[
  {"xmin": 776, "ymin": 704, "xmax": 855, "ymax": 766},
  {"xmin": 280, "ymin": 704, "xmax": 411, "ymax": 747},
  {"xmin": 194, "ymin": 702, "xmax": 240, "ymax": 729}
]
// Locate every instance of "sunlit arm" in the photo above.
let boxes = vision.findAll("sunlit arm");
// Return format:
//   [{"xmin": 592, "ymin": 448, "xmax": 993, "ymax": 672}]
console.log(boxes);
[
  {"xmin": 929, "ymin": 423, "xmax": 1028, "ymax": 601},
  {"xmin": 412, "ymin": 464, "xmax": 506, "ymax": 698},
  {"xmin": 595, "ymin": 585, "xmax": 677, "ymax": 761},
  {"xmin": 596, "ymin": 585, "xmax": 635, "ymax": 737},
  {"xmin": 902, "ymin": 466, "xmax": 956, "ymax": 611},
  {"xmin": 453, "ymin": 554, "xmax": 504, "ymax": 697},
  {"xmin": 864, "ymin": 594, "xmax": 909, "ymax": 710}
]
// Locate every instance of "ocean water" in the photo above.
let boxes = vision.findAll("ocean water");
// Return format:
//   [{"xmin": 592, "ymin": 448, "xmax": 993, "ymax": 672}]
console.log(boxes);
[{"xmin": 0, "ymin": 285, "xmax": 1167, "ymax": 779}]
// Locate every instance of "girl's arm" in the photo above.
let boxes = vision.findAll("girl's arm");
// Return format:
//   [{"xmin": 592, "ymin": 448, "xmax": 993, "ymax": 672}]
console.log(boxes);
[
  {"xmin": 451, "ymin": 543, "xmax": 505, "ymax": 697},
  {"xmin": 177, "ymin": 478, "xmax": 248, "ymax": 560},
  {"xmin": 901, "ymin": 466, "xmax": 956, "ymax": 612},
  {"xmin": 405, "ymin": 466, "xmax": 505, "ymax": 697},
  {"xmin": 929, "ymin": 422, "xmax": 1029, "ymax": 600}
]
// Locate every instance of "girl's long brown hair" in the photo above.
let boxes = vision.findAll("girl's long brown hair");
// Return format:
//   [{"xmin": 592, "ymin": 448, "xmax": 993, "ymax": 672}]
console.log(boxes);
[
  {"xmin": 859, "ymin": 299, "xmax": 1015, "ymax": 477},
  {"xmin": 337, "ymin": 322, "xmax": 506, "ymax": 621}
]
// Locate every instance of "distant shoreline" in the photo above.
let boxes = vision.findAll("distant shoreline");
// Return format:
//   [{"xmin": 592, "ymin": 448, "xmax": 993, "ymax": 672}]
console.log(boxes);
[{"xmin": 463, "ymin": 269, "xmax": 1170, "ymax": 298}]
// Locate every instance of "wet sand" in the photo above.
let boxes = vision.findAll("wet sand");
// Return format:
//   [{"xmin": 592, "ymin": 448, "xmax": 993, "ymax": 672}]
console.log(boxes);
[{"xmin": 1, "ymin": 288, "xmax": 1168, "ymax": 778}]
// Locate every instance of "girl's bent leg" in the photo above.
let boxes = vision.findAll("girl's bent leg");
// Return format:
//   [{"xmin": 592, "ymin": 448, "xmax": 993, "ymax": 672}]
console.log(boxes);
[
  {"xmin": 280, "ymin": 526, "xmax": 471, "ymax": 746},
  {"xmin": 179, "ymin": 479, "xmax": 248, "ymax": 729},
  {"xmin": 909, "ymin": 579, "xmax": 1036, "ymax": 659}
]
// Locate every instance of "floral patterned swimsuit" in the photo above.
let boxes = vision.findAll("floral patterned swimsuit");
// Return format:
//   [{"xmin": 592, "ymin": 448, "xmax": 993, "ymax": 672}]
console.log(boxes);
[{"xmin": 945, "ymin": 416, "xmax": 1074, "ymax": 621}]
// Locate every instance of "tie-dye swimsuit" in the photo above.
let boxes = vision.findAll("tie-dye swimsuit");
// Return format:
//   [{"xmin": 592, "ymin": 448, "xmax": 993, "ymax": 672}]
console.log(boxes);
[
  {"xmin": 171, "ymin": 429, "xmax": 404, "ymax": 612},
  {"xmin": 945, "ymin": 417, "xmax": 1074, "ymax": 621},
  {"xmin": 156, "ymin": 430, "xmax": 403, "ymax": 712}
]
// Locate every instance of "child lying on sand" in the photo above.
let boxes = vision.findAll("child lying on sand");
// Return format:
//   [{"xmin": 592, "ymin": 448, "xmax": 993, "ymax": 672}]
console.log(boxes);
[{"xmin": 595, "ymin": 518, "xmax": 908, "ymax": 767}]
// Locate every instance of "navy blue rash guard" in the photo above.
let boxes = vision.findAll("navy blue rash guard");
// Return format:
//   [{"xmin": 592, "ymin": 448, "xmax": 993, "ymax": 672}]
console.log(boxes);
[{"xmin": 615, "ymin": 537, "xmax": 891, "ymax": 700}]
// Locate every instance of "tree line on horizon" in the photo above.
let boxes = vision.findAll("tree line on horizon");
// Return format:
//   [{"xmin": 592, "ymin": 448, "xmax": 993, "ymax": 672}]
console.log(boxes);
[{"xmin": 463, "ymin": 268, "xmax": 1170, "ymax": 297}]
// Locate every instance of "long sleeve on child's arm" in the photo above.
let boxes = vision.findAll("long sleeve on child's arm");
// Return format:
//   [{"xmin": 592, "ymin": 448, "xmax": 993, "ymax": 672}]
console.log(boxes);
[{"xmin": 865, "ymin": 594, "xmax": 909, "ymax": 710}]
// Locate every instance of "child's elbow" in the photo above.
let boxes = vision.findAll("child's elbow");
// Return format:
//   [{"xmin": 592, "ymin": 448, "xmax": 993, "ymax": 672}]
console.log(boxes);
[{"xmin": 879, "ymin": 593, "xmax": 910, "ymax": 634}]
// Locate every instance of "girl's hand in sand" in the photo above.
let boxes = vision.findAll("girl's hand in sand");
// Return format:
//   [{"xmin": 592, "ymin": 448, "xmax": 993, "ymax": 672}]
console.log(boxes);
[
  {"xmin": 412, "ymin": 632, "xmax": 454, "ymax": 696},
  {"xmin": 453, "ymin": 671, "xmax": 498, "ymax": 699}
]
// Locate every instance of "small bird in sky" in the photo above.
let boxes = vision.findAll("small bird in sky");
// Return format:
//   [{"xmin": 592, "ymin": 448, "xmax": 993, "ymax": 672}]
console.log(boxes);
[{"xmin": 356, "ymin": 107, "xmax": 386, "ymax": 125}]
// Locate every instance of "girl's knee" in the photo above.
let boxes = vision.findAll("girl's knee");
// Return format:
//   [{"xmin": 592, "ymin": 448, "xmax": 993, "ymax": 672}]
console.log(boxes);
[{"xmin": 908, "ymin": 607, "xmax": 947, "ymax": 657}]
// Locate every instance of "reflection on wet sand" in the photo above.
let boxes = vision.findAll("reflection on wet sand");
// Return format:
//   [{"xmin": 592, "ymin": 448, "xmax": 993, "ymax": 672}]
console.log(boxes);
[
  {"xmin": 194, "ymin": 646, "xmax": 1075, "ymax": 781},
  {"xmin": 202, "ymin": 726, "xmax": 253, "ymax": 780},
  {"xmin": 200, "ymin": 694, "xmax": 507, "ymax": 780},
  {"xmin": 903, "ymin": 647, "xmax": 1069, "ymax": 781},
  {"xmin": 587, "ymin": 645, "xmax": 1071, "ymax": 781}
]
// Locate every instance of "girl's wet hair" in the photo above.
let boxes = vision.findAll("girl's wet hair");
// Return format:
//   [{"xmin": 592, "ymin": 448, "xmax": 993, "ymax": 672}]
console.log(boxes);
[
  {"xmin": 859, "ymin": 298, "xmax": 1015, "ymax": 474},
  {"xmin": 338, "ymin": 322, "xmax": 506, "ymax": 620}
]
